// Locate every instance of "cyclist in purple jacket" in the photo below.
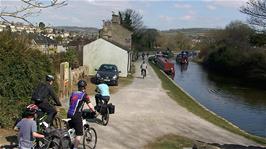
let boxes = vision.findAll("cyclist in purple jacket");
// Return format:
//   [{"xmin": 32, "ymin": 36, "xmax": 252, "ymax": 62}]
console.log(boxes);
[{"xmin": 67, "ymin": 80, "xmax": 96, "ymax": 149}]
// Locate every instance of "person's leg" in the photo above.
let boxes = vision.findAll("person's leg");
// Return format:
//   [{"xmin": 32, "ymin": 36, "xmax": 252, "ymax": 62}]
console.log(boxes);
[
  {"xmin": 95, "ymin": 94, "xmax": 101, "ymax": 107},
  {"xmin": 74, "ymin": 136, "xmax": 82, "ymax": 149},
  {"xmin": 38, "ymin": 103, "xmax": 57, "ymax": 125},
  {"xmin": 72, "ymin": 115, "xmax": 83, "ymax": 149},
  {"xmin": 102, "ymin": 96, "xmax": 110, "ymax": 104}
]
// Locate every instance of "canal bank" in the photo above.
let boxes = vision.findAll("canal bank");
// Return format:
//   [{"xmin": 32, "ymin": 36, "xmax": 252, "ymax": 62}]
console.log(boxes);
[
  {"xmin": 149, "ymin": 62, "xmax": 266, "ymax": 145},
  {"xmin": 174, "ymin": 62, "xmax": 266, "ymax": 137}
]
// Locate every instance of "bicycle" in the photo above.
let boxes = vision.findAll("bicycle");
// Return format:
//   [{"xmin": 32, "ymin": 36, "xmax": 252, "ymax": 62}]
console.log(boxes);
[
  {"xmin": 62, "ymin": 110, "xmax": 97, "ymax": 149},
  {"xmin": 95, "ymin": 97, "xmax": 110, "ymax": 126},
  {"xmin": 34, "ymin": 107, "xmax": 63, "ymax": 148},
  {"xmin": 35, "ymin": 108, "xmax": 62, "ymax": 132},
  {"xmin": 141, "ymin": 69, "xmax": 146, "ymax": 79},
  {"xmin": 34, "ymin": 132, "xmax": 62, "ymax": 149}
]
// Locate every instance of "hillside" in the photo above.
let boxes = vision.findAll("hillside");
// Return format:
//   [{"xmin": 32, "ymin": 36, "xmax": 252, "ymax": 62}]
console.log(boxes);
[
  {"xmin": 161, "ymin": 28, "xmax": 217, "ymax": 36},
  {"xmin": 54, "ymin": 26, "xmax": 99, "ymax": 34}
]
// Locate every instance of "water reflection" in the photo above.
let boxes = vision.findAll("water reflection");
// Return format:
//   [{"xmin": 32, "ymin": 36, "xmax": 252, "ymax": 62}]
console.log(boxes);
[
  {"xmin": 174, "ymin": 62, "xmax": 266, "ymax": 137},
  {"xmin": 180, "ymin": 64, "xmax": 188, "ymax": 72}
]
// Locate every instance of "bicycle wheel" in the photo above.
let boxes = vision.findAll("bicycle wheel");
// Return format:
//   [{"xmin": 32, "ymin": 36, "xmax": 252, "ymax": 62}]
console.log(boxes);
[
  {"xmin": 102, "ymin": 107, "xmax": 109, "ymax": 126},
  {"xmin": 52, "ymin": 116, "xmax": 62, "ymax": 129},
  {"xmin": 83, "ymin": 127, "xmax": 97, "ymax": 149}
]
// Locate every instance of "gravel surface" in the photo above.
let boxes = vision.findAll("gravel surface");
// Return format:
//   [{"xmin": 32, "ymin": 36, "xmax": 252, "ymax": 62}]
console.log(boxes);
[{"xmin": 89, "ymin": 60, "xmax": 258, "ymax": 149}]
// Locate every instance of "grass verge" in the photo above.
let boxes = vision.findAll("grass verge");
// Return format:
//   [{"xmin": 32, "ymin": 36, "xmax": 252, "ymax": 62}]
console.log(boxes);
[
  {"xmin": 150, "ymin": 62, "xmax": 266, "ymax": 145},
  {"xmin": 144, "ymin": 134, "xmax": 194, "ymax": 149}
]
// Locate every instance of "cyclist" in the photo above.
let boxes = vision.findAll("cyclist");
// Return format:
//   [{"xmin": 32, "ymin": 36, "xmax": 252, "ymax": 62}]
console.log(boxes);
[
  {"xmin": 67, "ymin": 80, "xmax": 97, "ymax": 149},
  {"xmin": 14, "ymin": 104, "xmax": 45, "ymax": 149},
  {"xmin": 95, "ymin": 78, "xmax": 110, "ymax": 108},
  {"xmin": 142, "ymin": 52, "xmax": 145, "ymax": 60},
  {"xmin": 31, "ymin": 75, "xmax": 62, "ymax": 127},
  {"xmin": 140, "ymin": 61, "xmax": 147, "ymax": 77}
]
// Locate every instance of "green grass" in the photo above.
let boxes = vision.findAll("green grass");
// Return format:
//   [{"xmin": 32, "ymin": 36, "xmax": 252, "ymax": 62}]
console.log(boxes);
[
  {"xmin": 144, "ymin": 134, "xmax": 194, "ymax": 149},
  {"xmin": 150, "ymin": 62, "xmax": 266, "ymax": 145},
  {"xmin": 58, "ymin": 107, "xmax": 67, "ymax": 119}
]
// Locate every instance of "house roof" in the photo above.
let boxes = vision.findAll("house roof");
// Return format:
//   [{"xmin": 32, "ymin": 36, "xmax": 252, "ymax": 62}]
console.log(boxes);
[
  {"xmin": 30, "ymin": 34, "xmax": 57, "ymax": 45},
  {"xmin": 101, "ymin": 38, "xmax": 131, "ymax": 52}
]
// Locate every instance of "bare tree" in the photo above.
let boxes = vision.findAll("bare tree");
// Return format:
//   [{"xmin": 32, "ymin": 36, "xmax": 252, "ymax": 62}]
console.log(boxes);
[
  {"xmin": 0, "ymin": 0, "xmax": 67, "ymax": 25},
  {"xmin": 119, "ymin": 9, "xmax": 144, "ymax": 32},
  {"xmin": 240, "ymin": 0, "xmax": 266, "ymax": 28}
]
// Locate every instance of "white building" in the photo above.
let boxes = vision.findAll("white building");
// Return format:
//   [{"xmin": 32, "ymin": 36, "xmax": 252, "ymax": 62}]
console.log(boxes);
[{"xmin": 83, "ymin": 38, "xmax": 132, "ymax": 77}]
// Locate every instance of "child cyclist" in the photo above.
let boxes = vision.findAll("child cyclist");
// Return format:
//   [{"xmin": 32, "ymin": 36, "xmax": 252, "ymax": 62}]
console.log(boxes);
[{"xmin": 14, "ymin": 104, "xmax": 45, "ymax": 149}]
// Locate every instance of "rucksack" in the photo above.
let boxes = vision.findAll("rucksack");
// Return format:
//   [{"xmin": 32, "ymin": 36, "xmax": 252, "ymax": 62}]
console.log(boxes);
[
  {"xmin": 45, "ymin": 127, "xmax": 71, "ymax": 149},
  {"xmin": 31, "ymin": 83, "xmax": 46, "ymax": 103}
]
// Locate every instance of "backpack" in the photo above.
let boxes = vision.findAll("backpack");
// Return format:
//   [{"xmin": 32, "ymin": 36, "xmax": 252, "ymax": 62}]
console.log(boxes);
[
  {"xmin": 31, "ymin": 83, "xmax": 46, "ymax": 103},
  {"xmin": 45, "ymin": 127, "xmax": 71, "ymax": 149}
]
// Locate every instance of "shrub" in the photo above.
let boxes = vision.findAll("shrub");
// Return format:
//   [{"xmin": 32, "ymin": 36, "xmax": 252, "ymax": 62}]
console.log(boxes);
[
  {"xmin": 0, "ymin": 31, "xmax": 55, "ymax": 128},
  {"xmin": 0, "ymin": 31, "xmax": 54, "ymax": 99}
]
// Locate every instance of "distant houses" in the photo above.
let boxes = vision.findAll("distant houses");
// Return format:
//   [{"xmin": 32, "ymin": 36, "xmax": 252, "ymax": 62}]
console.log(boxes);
[{"xmin": 31, "ymin": 34, "xmax": 65, "ymax": 54}]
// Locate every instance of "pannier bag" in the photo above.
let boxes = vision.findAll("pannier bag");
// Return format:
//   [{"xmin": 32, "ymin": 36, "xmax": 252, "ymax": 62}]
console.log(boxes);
[
  {"xmin": 100, "ymin": 104, "xmax": 108, "ymax": 115},
  {"xmin": 82, "ymin": 109, "xmax": 95, "ymax": 119},
  {"xmin": 108, "ymin": 103, "xmax": 115, "ymax": 114}
]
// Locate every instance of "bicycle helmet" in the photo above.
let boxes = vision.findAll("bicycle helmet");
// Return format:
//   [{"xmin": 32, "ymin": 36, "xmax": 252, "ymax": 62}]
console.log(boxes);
[
  {"xmin": 46, "ymin": 75, "xmax": 55, "ymax": 82},
  {"xmin": 77, "ymin": 80, "xmax": 87, "ymax": 88},
  {"xmin": 23, "ymin": 104, "xmax": 38, "ymax": 116}
]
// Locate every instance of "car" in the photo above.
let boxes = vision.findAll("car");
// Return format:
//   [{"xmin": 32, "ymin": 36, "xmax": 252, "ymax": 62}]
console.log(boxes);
[{"xmin": 95, "ymin": 64, "xmax": 121, "ymax": 86}]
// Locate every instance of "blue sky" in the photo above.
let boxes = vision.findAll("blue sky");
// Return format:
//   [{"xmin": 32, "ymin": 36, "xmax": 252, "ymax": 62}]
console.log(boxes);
[{"xmin": 1, "ymin": 0, "xmax": 249, "ymax": 30}]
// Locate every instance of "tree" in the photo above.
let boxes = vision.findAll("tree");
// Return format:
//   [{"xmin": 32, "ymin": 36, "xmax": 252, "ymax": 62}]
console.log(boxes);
[
  {"xmin": 132, "ymin": 29, "xmax": 159, "ymax": 50},
  {"xmin": 0, "ymin": 0, "xmax": 67, "ymax": 24},
  {"xmin": 39, "ymin": 22, "xmax": 45, "ymax": 30},
  {"xmin": 224, "ymin": 21, "xmax": 254, "ymax": 48},
  {"xmin": 119, "ymin": 9, "xmax": 144, "ymax": 32},
  {"xmin": 240, "ymin": 0, "xmax": 266, "ymax": 29},
  {"xmin": 55, "ymin": 35, "xmax": 63, "ymax": 44}
]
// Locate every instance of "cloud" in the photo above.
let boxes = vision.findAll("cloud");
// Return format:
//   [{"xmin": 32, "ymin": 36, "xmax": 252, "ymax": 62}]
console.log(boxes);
[
  {"xmin": 202, "ymin": 0, "xmax": 248, "ymax": 8},
  {"xmin": 159, "ymin": 15, "xmax": 175, "ymax": 22},
  {"xmin": 180, "ymin": 15, "xmax": 193, "ymax": 21},
  {"xmin": 207, "ymin": 5, "xmax": 217, "ymax": 10},
  {"xmin": 174, "ymin": 2, "xmax": 192, "ymax": 9}
]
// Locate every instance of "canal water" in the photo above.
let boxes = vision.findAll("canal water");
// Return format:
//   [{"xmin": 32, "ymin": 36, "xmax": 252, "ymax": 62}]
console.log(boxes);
[{"xmin": 173, "ymin": 62, "xmax": 266, "ymax": 137}]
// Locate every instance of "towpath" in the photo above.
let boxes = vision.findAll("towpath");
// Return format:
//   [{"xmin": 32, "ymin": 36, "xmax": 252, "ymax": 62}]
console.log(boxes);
[{"xmin": 89, "ymin": 59, "xmax": 258, "ymax": 149}]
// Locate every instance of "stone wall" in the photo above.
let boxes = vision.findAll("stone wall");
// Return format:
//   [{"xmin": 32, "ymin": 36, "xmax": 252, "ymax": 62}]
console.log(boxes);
[{"xmin": 71, "ymin": 65, "xmax": 90, "ymax": 83}]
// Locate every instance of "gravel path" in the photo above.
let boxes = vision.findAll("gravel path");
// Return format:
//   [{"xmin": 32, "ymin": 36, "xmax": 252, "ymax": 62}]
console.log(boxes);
[{"xmin": 89, "ymin": 60, "xmax": 258, "ymax": 149}]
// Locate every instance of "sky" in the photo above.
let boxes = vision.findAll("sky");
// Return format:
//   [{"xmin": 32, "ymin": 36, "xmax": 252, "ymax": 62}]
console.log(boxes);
[{"xmin": 1, "ymin": 0, "xmax": 250, "ymax": 30}]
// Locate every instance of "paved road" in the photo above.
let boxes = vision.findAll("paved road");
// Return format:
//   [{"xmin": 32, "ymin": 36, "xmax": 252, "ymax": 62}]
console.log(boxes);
[{"xmin": 88, "ymin": 60, "xmax": 258, "ymax": 149}]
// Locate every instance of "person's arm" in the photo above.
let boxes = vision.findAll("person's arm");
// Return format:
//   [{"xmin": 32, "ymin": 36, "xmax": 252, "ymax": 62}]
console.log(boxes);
[
  {"xmin": 33, "ymin": 132, "xmax": 45, "ymax": 138},
  {"xmin": 95, "ymin": 85, "xmax": 100, "ymax": 93},
  {"xmin": 32, "ymin": 121, "xmax": 44, "ymax": 138},
  {"xmin": 14, "ymin": 120, "xmax": 21, "ymax": 131},
  {"xmin": 84, "ymin": 94, "xmax": 95, "ymax": 112},
  {"xmin": 48, "ymin": 86, "xmax": 62, "ymax": 106},
  {"xmin": 14, "ymin": 126, "xmax": 19, "ymax": 131}
]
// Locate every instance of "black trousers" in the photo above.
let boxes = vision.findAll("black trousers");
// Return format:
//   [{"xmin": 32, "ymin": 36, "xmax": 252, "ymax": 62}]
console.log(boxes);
[
  {"xmin": 95, "ymin": 94, "xmax": 110, "ymax": 106},
  {"xmin": 37, "ymin": 102, "xmax": 57, "ymax": 125}
]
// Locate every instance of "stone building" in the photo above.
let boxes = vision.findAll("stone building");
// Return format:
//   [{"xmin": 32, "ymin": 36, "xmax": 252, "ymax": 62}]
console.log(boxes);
[{"xmin": 99, "ymin": 14, "xmax": 133, "ymax": 50}]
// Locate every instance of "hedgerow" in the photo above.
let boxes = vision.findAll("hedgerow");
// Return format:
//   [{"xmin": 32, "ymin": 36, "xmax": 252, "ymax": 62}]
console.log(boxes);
[{"xmin": 0, "ymin": 31, "xmax": 55, "ymax": 127}]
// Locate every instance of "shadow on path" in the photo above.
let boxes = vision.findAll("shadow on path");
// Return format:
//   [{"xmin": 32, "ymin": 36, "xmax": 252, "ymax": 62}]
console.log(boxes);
[{"xmin": 0, "ymin": 135, "xmax": 18, "ymax": 149}]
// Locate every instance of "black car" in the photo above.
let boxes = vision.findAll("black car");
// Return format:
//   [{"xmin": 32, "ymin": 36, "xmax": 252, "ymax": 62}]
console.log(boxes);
[{"xmin": 95, "ymin": 64, "xmax": 121, "ymax": 86}]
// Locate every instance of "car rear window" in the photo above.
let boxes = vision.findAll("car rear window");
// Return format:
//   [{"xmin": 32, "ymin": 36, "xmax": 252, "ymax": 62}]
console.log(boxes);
[{"xmin": 99, "ymin": 65, "xmax": 117, "ymax": 71}]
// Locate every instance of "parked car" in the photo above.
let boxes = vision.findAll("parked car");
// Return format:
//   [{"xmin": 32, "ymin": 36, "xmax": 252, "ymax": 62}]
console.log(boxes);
[{"xmin": 95, "ymin": 64, "xmax": 121, "ymax": 86}]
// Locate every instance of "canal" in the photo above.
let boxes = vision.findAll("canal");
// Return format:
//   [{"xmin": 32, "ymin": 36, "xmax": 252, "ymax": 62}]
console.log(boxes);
[{"xmin": 173, "ymin": 62, "xmax": 266, "ymax": 137}]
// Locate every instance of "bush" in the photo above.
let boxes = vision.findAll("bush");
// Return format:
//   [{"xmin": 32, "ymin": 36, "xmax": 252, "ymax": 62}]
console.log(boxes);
[
  {"xmin": 0, "ymin": 97, "xmax": 29, "ymax": 128},
  {"xmin": 0, "ymin": 31, "xmax": 54, "ymax": 99},
  {"xmin": 0, "ymin": 31, "xmax": 55, "ymax": 128}
]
